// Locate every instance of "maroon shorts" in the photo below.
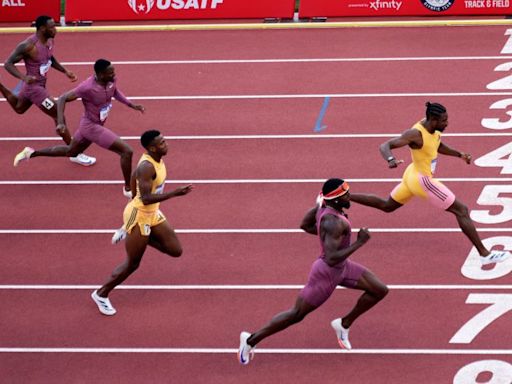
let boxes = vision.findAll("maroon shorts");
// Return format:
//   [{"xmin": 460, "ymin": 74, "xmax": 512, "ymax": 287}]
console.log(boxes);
[
  {"xmin": 74, "ymin": 118, "xmax": 119, "ymax": 149},
  {"xmin": 18, "ymin": 83, "xmax": 53, "ymax": 111},
  {"xmin": 299, "ymin": 258, "xmax": 367, "ymax": 308}
]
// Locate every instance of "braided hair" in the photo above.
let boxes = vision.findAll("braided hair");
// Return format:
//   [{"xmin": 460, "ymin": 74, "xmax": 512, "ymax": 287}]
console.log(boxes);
[{"xmin": 425, "ymin": 102, "xmax": 446, "ymax": 120}]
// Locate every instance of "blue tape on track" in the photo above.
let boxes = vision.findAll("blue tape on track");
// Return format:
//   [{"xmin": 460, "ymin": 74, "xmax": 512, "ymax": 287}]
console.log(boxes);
[{"xmin": 314, "ymin": 96, "xmax": 330, "ymax": 132}]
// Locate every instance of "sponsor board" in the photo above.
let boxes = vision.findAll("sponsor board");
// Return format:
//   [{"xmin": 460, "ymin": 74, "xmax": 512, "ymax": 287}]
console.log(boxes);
[
  {"xmin": 299, "ymin": 0, "xmax": 511, "ymax": 17},
  {"xmin": 66, "ymin": 0, "xmax": 295, "ymax": 21}
]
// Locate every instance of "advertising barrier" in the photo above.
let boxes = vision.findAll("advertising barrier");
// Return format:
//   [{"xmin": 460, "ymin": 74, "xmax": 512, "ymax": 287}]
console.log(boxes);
[
  {"xmin": 299, "ymin": 0, "xmax": 512, "ymax": 18},
  {"xmin": 66, "ymin": 0, "xmax": 296, "ymax": 22},
  {"xmin": 0, "ymin": 0, "xmax": 60, "ymax": 22}
]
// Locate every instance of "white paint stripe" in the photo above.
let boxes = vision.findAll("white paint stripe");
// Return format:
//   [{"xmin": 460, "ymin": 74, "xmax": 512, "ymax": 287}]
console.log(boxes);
[
  {"xmin": 2, "ymin": 92, "xmax": 512, "ymax": 103},
  {"xmin": 0, "ymin": 347, "xmax": 509, "ymax": 355},
  {"xmin": 3, "ymin": 56, "xmax": 512, "ymax": 66},
  {"xmin": 0, "ymin": 178, "xmax": 511, "ymax": 185},
  {"xmin": 1, "ymin": 132, "xmax": 512, "ymax": 141},
  {"xmin": 0, "ymin": 284, "xmax": 510, "ymax": 290},
  {"xmin": 0, "ymin": 228, "xmax": 510, "ymax": 234}
]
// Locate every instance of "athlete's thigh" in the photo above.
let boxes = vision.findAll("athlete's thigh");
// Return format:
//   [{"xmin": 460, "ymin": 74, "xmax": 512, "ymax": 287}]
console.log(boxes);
[
  {"xmin": 108, "ymin": 136, "xmax": 132, "ymax": 154},
  {"xmin": 353, "ymin": 269, "xmax": 387, "ymax": 295},
  {"xmin": 38, "ymin": 102, "xmax": 58, "ymax": 120},
  {"xmin": 390, "ymin": 181, "xmax": 414, "ymax": 205},
  {"xmin": 418, "ymin": 176, "xmax": 456, "ymax": 210},
  {"xmin": 125, "ymin": 224, "xmax": 150, "ymax": 262},
  {"xmin": 15, "ymin": 98, "xmax": 32, "ymax": 114},
  {"xmin": 28, "ymin": 87, "xmax": 56, "ymax": 118},
  {"xmin": 68, "ymin": 137, "xmax": 92, "ymax": 156},
  {"xmin": 82, "ymin": 123, "xmax": 119, "ymax": 150},
  {"xmin": 149, "ymin": 219, "xmax": 182, "ymax": 254}
]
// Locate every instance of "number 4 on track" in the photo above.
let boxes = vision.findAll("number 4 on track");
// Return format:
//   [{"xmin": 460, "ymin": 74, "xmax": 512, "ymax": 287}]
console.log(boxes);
[{"xmin": 474, "ymin": 142, "xmax": 512, "ymax": 174}]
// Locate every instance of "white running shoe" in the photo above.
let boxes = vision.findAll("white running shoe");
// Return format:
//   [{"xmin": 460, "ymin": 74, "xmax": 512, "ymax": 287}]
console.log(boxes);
[
  {"xmin": 331, "ymin": 318, "xmax": 352, "ymax": 350},
  {"xmin": 480, "ymin": 250, "xmax": 511, "ymax": 265},
  {"xmin": 238, "ymin": 331, "xmax": 254, "ymax": 365},
  {"xmin": 70, "ymin": 153, "xmax": 96, "ymax": 166},
  {"xmin": 91, "ymin": 290, "xmax": 116, "ymax": 316},
  {"xmin": 123, "ymin": 188, "xmax": 133, "ymax": 199},
  {"xmin": 111, "ymin": 227, "xmax": 127, "ymax": 245},
  {"xmin": 13, "ymin": 147, "xmax": 34, "ymax": 166}
]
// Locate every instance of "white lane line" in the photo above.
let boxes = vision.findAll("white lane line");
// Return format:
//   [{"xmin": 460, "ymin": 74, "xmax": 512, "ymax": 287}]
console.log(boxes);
[
  {"xmin": 1, "ymin": 178, "xmax": 511, "ymax": 185},
  {"xmin": 0, "ymin": 347, "xmax": 510, "ymax": 355},
  {"xmin": 0, "ymin": 285, "xmax": 510, "ymax": 290},
  {"xmin": 2, "ymin": 56, "xmax": 512, "ymax": 66},
  {"xmin": 0, "ymin": 228, "xmax": 510, "ymax": 234},
  {"xmin": 2, "ymin": 92, "xmax": 512, "ymax": 102},
  {"xmin": 1, "ymin": 133, "xmax": 512, "ymax": 141}
]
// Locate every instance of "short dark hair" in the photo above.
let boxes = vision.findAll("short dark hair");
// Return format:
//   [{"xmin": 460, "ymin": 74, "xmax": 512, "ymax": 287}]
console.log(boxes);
[
  {"xmin": 425, "ymin": 102, "xmax": 446, "ymax": 120},
  {"xmin": 35, "ymin": 15, "xmax": 53, "ymax": 30},
  {"xmin": 141, "ymin": 130, "xmax": 161, "ymax": 149},
  {"xmin": 94, "ymin": 59, "xmax": 111, "ymax": 74},
  {"xmin": 322, "ymin": 178, "xmax": 345, "ymax": 196}
]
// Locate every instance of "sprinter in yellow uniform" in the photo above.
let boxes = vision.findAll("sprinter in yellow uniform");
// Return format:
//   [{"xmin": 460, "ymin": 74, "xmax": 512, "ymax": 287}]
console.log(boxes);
[
  {"xmin": 350, "ymin": 102, "xmax": 510, "ymax": 266},
  {"xmin": 91, "ymin": 130, "xmax": 193, "ymax": 315}
]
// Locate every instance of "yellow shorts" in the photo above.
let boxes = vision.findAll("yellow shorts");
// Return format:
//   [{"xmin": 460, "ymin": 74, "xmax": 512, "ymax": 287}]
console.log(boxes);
[
  {"xmin": 391, "ymin": 165, "xmax": 455, "ymax": 210},
  {"xmin": 123, "ymin": 205, "xmax": 166, "ymax": 237}
]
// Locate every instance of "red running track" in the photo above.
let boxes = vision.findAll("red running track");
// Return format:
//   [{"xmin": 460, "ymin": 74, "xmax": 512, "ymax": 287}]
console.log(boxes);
[{"xmin": 1, "ymin": 24, "xmax": 512, "ymax": 383}]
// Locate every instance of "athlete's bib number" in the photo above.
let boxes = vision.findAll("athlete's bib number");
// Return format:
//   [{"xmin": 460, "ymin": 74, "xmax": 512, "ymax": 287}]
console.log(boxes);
[
  {"xmin": 41, "ymin": 98, "xmax": 54, "ymax": 110},
  {"xmin": 99, "ymin": 103, "xmax": 112, "ymax": 122},
  {"xmin": 431, "ymin": 158, "xmax": 438, "ymax": 174},
  {"xmin": 39, "ymin": 60, "xmax": 51, "ymax": 76}
]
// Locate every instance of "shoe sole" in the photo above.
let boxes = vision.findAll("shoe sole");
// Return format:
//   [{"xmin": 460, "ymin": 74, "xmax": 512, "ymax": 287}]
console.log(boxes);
[
  {"xmin": 91, "ymin": 291, "xmax": 116, "ymax": 316},
  {"xmin": 69, "ymin": 158, "xmax": 96, "ymax": 167},
  {"xmin": 336, "ymin": 338, "xmax": 351, "ymax": 350},
  {"xmin": 481, "ymin": 253, "xmax": 511, "ymax": 265}
]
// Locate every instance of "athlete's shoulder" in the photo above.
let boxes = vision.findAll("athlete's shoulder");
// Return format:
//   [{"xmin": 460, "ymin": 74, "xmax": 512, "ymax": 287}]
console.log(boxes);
[
  {"xmin": 15, "ymin": 35, "xmax": 37, "ymax": 53},
  {"xmin": 411, "ymin": 120, "xmax": 426, "ymax": 130}
]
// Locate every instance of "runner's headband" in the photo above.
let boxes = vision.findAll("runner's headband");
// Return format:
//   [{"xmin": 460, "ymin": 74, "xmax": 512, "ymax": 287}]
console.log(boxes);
[{"xmin": 323, "ymin": 181, "xmax": 350, "ymax": 200}]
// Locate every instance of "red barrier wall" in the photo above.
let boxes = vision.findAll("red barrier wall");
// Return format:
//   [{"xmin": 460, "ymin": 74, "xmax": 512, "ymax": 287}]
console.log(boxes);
[
  {"xmin": 66, "ymin": 0, "xmax": 296, "ymax": 22},
  {"xmin": 299, "ymin": 0, "xmax": 512, "ymax": 18},
  {"xmin": 0, "ymin": 0, "xmax": 60, "ymax": 22}
]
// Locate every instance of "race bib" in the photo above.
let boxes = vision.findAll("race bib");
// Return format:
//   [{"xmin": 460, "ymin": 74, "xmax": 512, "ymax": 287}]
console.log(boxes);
[
  {"xmin": 99, "ymin": 103, "xmax": 112, "ymax": 122},
  {"xmin": 41, "ymin": 97, "xmax": 55, "ymax": 110},
  {"xmin": 431, "ymin": 158, "xmax": 438, "ymax": 174},
  {"xmin": 155, "ymin": 182, "xmax": 165, "ymax": 194},
  {"xmin": 142, "ymin": 224, "xmax": 151, "ymax": 236},
  {"xmin": 39, "ymin": 60, "xmax": 51, "ymax": 76}
]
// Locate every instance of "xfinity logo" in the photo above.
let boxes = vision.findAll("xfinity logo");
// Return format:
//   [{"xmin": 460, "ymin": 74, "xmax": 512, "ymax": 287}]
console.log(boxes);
[{"xmin": 369, "ymin": 0, "xmax": 403, "ymax": 10}]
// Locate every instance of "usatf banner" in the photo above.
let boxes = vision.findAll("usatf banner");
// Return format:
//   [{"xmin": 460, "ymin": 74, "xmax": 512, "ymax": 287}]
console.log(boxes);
[
  {"xmin": 0, "ymin": 0, "xmax": 60, "ymax": 22},
  {"xmin": 299, "ymin": 0, "xmax": 511, "ymax": 17},
  {"xmin": 66, "ymin": 0, "xmax": 295, "ymax": 21}
]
